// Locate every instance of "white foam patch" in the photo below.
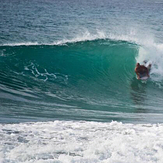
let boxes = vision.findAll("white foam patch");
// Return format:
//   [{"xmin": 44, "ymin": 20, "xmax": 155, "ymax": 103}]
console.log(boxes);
[
  {"xmin": 1, "ymin": 42, "xmax": 39, "ymax": 46},
  {"xmin": 0, "ymin": 121, "xmax": 163, "ymax": 163},
  {"xmin": 136, "ymin": 41, "xmax": 163, "ymax": 83}
]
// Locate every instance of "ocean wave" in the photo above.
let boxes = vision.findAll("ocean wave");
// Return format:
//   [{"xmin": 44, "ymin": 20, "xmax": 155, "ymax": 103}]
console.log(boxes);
[{"xmin": 0, "ymin": 39, "xmax": 163, "ymax": 123}]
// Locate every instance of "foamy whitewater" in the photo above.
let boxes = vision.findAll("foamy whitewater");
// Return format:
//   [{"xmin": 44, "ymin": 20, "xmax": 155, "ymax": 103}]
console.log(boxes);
[
  {"xmin": 1, "ymin": 0, "xmax": 163, "ymax": 162},
  {"xmin": 1, "ymin": 121, "xmax": 163, "ymax": 163}
]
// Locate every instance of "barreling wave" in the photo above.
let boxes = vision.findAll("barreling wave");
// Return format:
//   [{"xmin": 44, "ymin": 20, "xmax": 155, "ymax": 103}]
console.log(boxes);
[{"xmin": 0, "ymin": 39, "xmax": 163, "ymax": 123}]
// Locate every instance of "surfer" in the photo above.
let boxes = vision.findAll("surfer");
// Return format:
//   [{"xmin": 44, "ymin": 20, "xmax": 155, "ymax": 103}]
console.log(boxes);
[{"xmin": 135, "ymin": 63, "xmax": 152, "ymax": 79}]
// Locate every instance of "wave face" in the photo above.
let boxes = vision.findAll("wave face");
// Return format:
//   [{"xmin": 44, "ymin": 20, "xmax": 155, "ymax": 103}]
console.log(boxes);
[{"xmin": 0, "ymin": 39, "xmax": 163, "ymax": 123}]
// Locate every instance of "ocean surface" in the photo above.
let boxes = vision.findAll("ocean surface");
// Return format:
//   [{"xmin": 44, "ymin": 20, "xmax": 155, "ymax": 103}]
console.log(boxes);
[{"xmin": 1, "ymin": 0, "xmax": 163, "ymax": 162}]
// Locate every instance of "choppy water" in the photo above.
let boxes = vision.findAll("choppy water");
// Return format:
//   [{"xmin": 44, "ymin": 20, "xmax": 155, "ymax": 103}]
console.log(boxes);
[{"xmin": 1, "ymin": 0, "xmax": 163, "ymax": 162}]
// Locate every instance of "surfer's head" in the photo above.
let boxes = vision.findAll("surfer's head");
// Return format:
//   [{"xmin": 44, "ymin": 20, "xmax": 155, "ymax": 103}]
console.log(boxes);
[{"xmin": 136, "ymin": 63, "xmax": 140, "ymax": 67}]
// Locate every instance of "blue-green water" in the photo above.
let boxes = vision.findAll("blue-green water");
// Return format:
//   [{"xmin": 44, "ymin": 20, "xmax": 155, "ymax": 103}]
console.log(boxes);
[
  {"xmin": 1, "ymin": 0, "xmax": 163, "ymax": 123},
  {"xmin": 1, "ymin": 40, "xmax": 163, "ymax": 123},
  {"xmin": 1, "ymin": 0, "xmax": 163, "ymax": 162}
]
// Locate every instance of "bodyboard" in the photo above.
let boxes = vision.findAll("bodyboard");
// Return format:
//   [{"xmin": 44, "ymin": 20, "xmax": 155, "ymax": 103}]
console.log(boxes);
[{"xmin": 139, "ymin": 75, "xmax": 149, "ymax": 80}]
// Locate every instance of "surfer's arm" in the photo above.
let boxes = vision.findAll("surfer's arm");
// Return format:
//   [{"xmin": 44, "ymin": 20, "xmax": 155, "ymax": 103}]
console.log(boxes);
[
  {"xmin": 147, "ymin": 64, "xmax": 152, "ymax": 77},
  {"xmin": 137, "ymin": 74, "xmax": 140, "ymax": 79},
  {"xmin": 146, "ymin": 69, "xmax": 150, "ymax": 77},
  {"xmin": 136, "ymin": 72, "xmax": 140, "ymax": 79},
  {"xmin": 135, "ymin": 68, "xmax": 140, "ymax": 79},
  {"xmin": 144, "ymin": 67, "xmax": 150, "ymax": 77}
]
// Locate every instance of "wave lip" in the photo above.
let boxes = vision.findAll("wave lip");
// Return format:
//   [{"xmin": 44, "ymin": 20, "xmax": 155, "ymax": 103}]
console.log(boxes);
[
  {"xmin": 0, "ymin": 31, "xmax": 141, "ymax": 47},
  {"xmin": 0, "ymin": 42, "xmax": 40, "ymax": 47}
]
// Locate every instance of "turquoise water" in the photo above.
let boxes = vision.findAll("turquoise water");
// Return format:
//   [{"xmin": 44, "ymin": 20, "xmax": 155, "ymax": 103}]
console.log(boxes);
[
  {"xmin": 1, "ymin": 0, "xmax": 163, "ymax": 162},
  {"xmin": 1, "ymin": 40, "xmax": 163, "ymax": 123}
]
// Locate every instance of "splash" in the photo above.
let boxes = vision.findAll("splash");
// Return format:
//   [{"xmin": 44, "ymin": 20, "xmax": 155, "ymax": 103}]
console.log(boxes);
[
  {"xmin": 0, "ymin": 120, "xmax": 163, "ymax": 163},
  {"xmin": 136, "ymin": 42, "xmax": 163, "ymax": 82}
]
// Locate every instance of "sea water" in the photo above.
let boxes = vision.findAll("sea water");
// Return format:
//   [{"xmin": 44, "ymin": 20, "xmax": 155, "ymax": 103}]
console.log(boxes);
[{"xmin": 1, "ymin": 0, "xmax": 163, "ymax": 162}]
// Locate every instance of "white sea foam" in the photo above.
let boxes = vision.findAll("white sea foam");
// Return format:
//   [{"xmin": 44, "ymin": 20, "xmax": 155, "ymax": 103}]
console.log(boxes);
[
  {"xmin": 1, "ymin": 42, "xmax": 39, "ymax": 46},
  {"xmin": 24, "ymin": 62, "xmax": 69, "ymax": 84},
  {"xmin": 136, "ymin": 41, "xmax": 163, "ymax": 83},
  {"xmin": 0, "ymin": 120, "xmax": 163, "ymax": 163}
]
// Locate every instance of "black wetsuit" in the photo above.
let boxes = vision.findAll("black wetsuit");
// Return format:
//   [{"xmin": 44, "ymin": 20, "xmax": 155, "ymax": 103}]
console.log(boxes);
[{"xmin": 136, "ymin": 66, "xmax": 148, "ymax": 77}]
